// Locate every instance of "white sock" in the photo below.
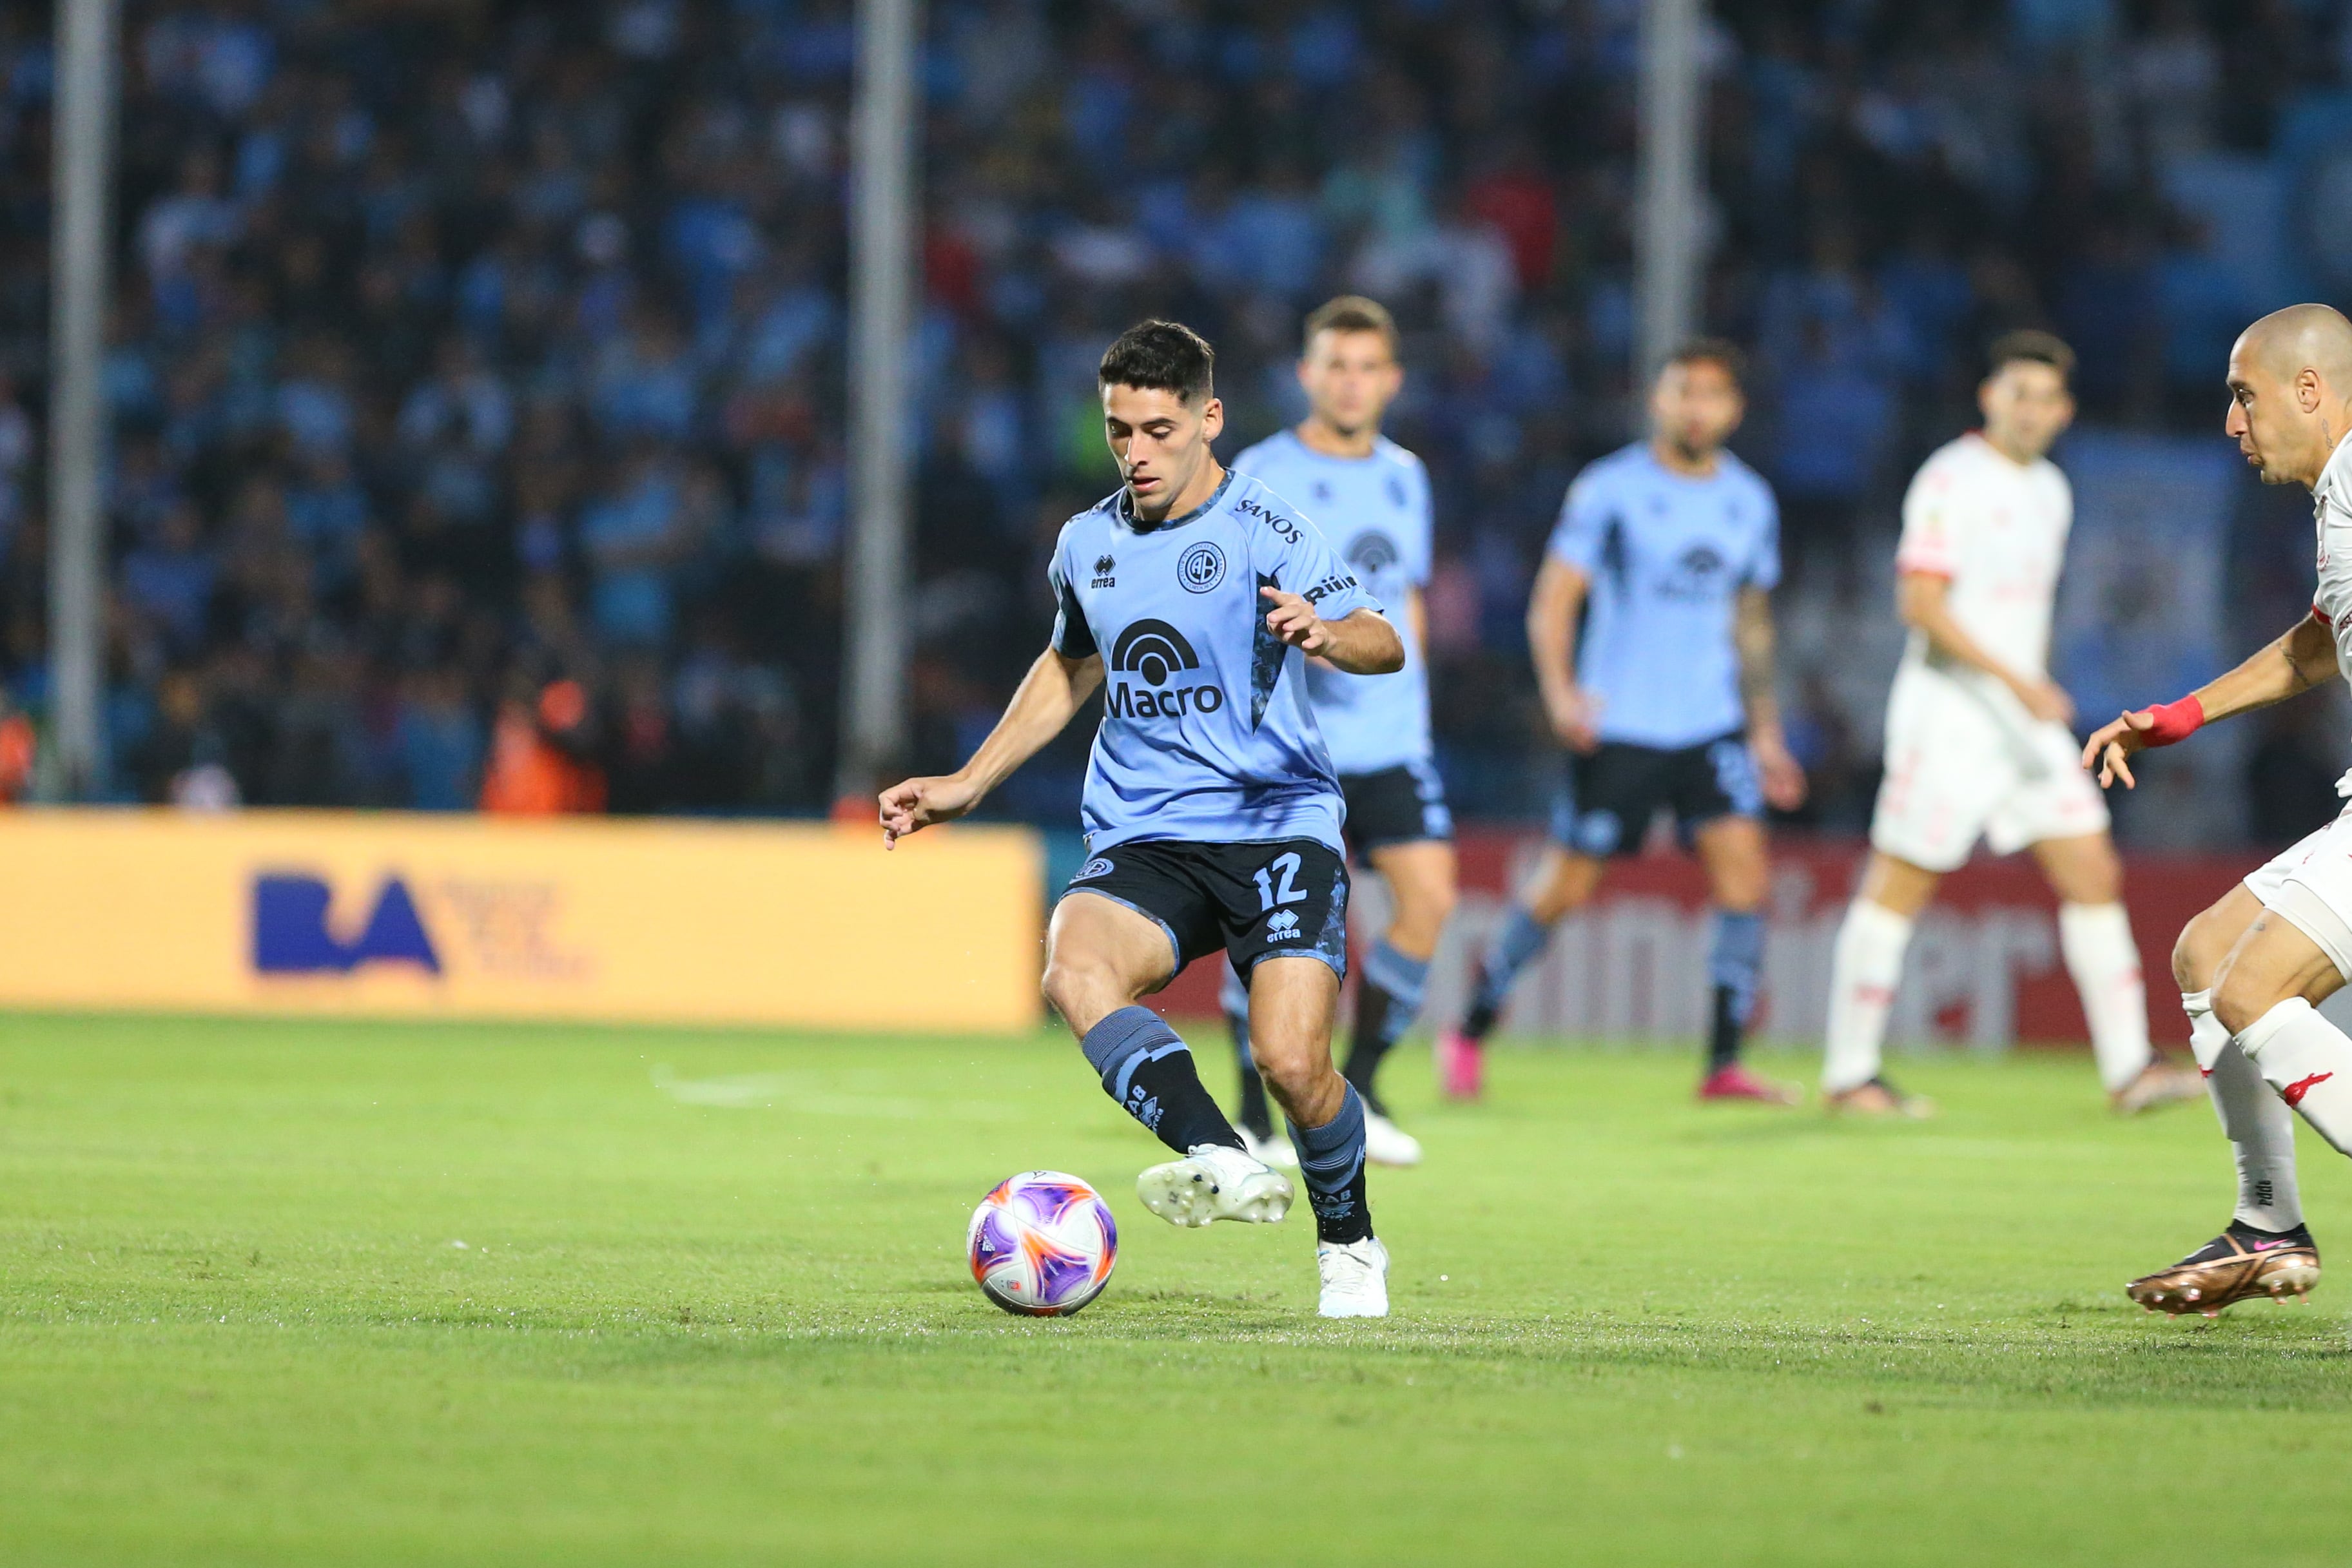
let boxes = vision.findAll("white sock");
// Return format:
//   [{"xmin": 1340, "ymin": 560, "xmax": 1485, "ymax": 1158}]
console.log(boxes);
[
  {"xmin": 2237, "ymin": 997, "xmax": 2352, "ymax": 1157},
  {"xmin": 2059, "ymin": 902, "xmax": 2152, "ymax": 1092},
  {"xmin": 1823, "ymin": 900, "xmax": 1913, "ymax": 1093},
  {"xmin": 2184, "ymin": 989, "xmax": 2302, "ymax": 1232}
]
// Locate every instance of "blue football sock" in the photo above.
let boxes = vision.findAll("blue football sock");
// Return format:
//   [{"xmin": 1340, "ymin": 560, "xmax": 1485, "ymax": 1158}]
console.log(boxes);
[
  {"xmin": 1464, "ymin": 906, "xmax": 1549, "ymax": 1039},
  {"xmin": 1343, "ymin": 938, "xmax": 1431, "ymax": 1107},
  {"xmin": 1286, "ymin": 1081, "xmax": 1372, "ymax": 1243},
  {"xmin": 1079, "ymin": 1005, "xmax": 1242, "ymax": 1155},
  {"xmin": 1707, "ymin": 909, "xmax": 1764, "ymax": 1070}
]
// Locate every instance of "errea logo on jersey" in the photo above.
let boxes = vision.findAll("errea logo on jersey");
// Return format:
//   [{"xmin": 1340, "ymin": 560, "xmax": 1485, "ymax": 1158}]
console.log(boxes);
[
  {"xmin": 1107, "ymin": 619, "xmax": 1225, "ymax": 718},
  {"xmin": 1265, "ymin": 909, "xmax": 1301, "ymax": 942},
  {"xmin": 1091, "ymin": 553, "xmax": 1116, "ymax": 588}
]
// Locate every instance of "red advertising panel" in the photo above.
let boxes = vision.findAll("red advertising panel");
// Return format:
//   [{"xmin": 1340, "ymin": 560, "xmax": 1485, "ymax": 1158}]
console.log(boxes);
[{"xmin": 1152, "ymin": 831, "xmax": 2248, "ymax": 1049}]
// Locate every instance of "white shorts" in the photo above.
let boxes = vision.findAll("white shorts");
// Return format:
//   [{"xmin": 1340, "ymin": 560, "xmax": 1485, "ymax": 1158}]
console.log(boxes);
[
  {"xmin": 1869, "ymin": 668, "xmax": 2110, "ymax": 874},
  {"xmin": 2244, "ymin": 809, "xmax": 2352, "ymax": 982}
]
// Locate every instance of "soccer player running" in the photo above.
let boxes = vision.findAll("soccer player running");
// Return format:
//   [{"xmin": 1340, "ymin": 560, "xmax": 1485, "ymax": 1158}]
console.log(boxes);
[
  {"xmin": 2086, "ymin": 302, "xmax": 2352, "ymax": 1317},
  {"xmin": 1820, "ymin": 333, "xmax": 2204, "ymax": 1117},
  {"xmin": 1435, "ymin": 342, "xmax": 1807, "ymax": 1101},
  {"xmin": 879, "ymin": 321, "xmax": 1406, "ymax": 1319},
  {"xmin": 1217, "ymin": 296, "xmax": 1455, "ymax": 1171}
]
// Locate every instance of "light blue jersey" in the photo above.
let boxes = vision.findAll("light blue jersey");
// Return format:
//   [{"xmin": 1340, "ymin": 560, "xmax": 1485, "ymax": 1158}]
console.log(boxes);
[
  {"xmin": 1545, "ymin": 443, "xmax": 1780, "ymax": 750},
  {"xmin": 1048, "ymin": 469, "xmax": 1380, "ymax": 855},
  {"xmin": 1230, "ymin": 429, "xmax": 1433, "ymax": 775}
]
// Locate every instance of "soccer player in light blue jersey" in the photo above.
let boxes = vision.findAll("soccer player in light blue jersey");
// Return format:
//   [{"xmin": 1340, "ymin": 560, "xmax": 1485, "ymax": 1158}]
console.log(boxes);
[
  {"xmin": 1435, "ymin": 342, "xmax": 1810, "ymax": 1103},
  {"xmin": 879, "ymin": 320, "xmax": 1408, "ymax": 1317},
  {"xmin": 1216, "ymin": 296, "xmax": 1455, "ymax": 1171}
]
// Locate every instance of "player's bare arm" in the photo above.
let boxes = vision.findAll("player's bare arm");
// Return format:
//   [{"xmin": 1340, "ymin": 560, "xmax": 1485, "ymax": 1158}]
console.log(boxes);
[
  {"xmin": 2083, "ymin": 612, "xmax": 2334, "ymax": 789},
  {"xmin": 1526, "ymin": 555, "xmax": 1597, "ymax": 750},
  {"xmin": 1259, "ymin": 590, "xmax": 1403, "ymax": 673},
  {"xmin": 1734, "ymin": 585, "xmax": 1807, "ymax": 810},
  {"xmin": 1898, "ymin": 570, "xmax": 2073, "ymax": 725},
  {"xmin": 879, "ymin": 647, "xmax": 1104, "ymax": 846}
]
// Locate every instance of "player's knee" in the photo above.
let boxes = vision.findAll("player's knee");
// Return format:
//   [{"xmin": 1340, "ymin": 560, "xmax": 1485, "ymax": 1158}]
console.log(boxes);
[
  {"xmin": 1392, "ymin": 883, "xmax": 1457, "ymax": 951},
  {"xmin": 1040, "ymin": 954, "xmax": 1119, "ymax": 1026},
  {"xmin": 2173, "ymin": 900, "xmax": 2241, "ymax": 993}
]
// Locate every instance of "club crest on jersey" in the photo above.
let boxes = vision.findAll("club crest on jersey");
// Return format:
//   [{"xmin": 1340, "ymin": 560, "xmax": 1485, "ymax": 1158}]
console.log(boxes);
[
  {"xmin": 1091, "ymin": 553, "xmax": 1116, "ymax": 588},
  {"xmin": 1348, "ymin": 530, "xmax": 1400, "ymax": 575},
  {"xmin": 1107, "ymin": 619, "xmax": 1225, "ymax": 718},
  {"xmin": 1072, "ymin": 857, "xmax": 1114, "ymax": 882},
  {"xmin": 1178, "ymin": 541, "xmax": 1227, "ymax": 594}
]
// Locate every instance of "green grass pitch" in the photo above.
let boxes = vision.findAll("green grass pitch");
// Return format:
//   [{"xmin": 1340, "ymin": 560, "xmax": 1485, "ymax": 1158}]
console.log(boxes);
[{"xmin": 5, "ymin": 1011, "xmax": 2351, "ymax": 1565}]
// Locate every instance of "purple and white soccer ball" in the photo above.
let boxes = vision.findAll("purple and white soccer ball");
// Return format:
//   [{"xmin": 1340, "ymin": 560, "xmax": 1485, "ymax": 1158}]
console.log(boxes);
[{"xmin": 967, "ymin": 1170, "xmax": 1119, "ymax": 1317}]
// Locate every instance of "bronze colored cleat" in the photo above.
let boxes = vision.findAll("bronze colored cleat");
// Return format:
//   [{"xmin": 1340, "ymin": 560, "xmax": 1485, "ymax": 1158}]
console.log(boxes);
[
  {"xmin": 2126, "ymin": 1230, "xmax": 2319, "ymax": 1317},
  {"xmin": 1825, "ymin": 1078, "xmax": 1935, "ymax": 1119},
  {"xmin": 2110, "ymin": 1061, "xmax": 2207, "ymax": 1116}
]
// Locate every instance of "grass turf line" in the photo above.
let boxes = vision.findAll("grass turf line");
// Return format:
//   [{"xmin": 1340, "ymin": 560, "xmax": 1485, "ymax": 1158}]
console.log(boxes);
[{"xmin": 3, "ymin": 1011, "xmax": 2348, "ymax": 1565}]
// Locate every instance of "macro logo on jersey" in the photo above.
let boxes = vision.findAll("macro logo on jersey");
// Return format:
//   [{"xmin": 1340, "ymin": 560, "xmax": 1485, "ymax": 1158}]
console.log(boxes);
[
  {"xmin": 1106, "ymin": 619, "xmax": 1225, "ymax": 718},
  {"xmin": 1658, "ymin": 543, "xmax": 1729, "ymax": 601},
  {"xmin": 1346, "ymin": 530, "xmax": 1401, "ymax": 577},
  {"xmin": 251, "ymin": 873, "xmax": 442, "ymax": 976},
  {"xmin": 1178, "ymin": 541, "xmax": 1227, "ymax": 594}
]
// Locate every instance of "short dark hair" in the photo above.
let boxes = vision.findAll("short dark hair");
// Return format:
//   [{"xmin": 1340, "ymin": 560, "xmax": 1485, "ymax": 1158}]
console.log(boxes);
[
  {"xmin": 1986, "ymin": 329, "xmax": 2076, "ymax": 383},
  {"xmin": 1663, "ymin": 338, "xmax": 1747, "ymax": 390},
  {"xmin": 1302, "ymin": 295, "xmax": 1399, "ymax": 356},
  {"xmin": 1099, "ymin": 320, "xmax": 1216, "ymax": 403}
]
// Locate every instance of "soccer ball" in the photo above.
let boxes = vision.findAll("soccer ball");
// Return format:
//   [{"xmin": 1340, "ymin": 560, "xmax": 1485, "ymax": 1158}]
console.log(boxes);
[{"xmin": 967, "ymin": 1170, "xmax": 1119, "ymax": 1316}]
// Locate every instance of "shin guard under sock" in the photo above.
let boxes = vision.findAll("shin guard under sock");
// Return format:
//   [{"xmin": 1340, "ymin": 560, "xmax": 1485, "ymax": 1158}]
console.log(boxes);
[
  {"xmin": 1343, "ymin": 939, "xmax": 1430, "ymax": 1113},
  {"xmin": 1707, "ymin": 909, "xmax": 1765, "ymax": 1072},
  {"xmin": 1080, "ymin": 1006, "xmax": 1243, "ymax": 1156},
  {"xmin": 1286, "ymin": 1081, "xmax": 1373, "ymax": 1244},
  {"xmin": 1464, "ymin": 906, "xmax": 1549, "ymax": 1039},
  {"xmin": 2186, "ymin": 989, "xmax": 2302, "ymax": 1232}
]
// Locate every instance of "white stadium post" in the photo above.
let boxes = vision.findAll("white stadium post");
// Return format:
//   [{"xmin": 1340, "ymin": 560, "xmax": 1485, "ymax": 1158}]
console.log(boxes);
[
  {"xmin": 837, "ymin": 0, "xmax": 924, "ymax": 806},
  {"xmin": 47, "ymin": 0, "xmax": 124, "ymax": 800},
  {"xmin": 1633, "ymin": 0, "xmax": 1707, "ymax": 392}
]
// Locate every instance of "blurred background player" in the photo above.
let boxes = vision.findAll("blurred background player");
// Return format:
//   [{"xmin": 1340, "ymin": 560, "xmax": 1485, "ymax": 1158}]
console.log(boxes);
[
  {"xmin": 1821, "ymin": 333, "xmax": 2203, "ymax": 1118},
  {"xmin": 1218, "ymin": 296, "xmax": 1454, "ymax": 1172},
  {"xmin": 2088, "ymin": 304, "xmax": 2352, "ymax": 1318},
  {"xmin": 1437, "ymin": 342, "xmax": 1807, "ymax": 1103},
  {"xmin": 879, "ymin": 321, "xmax": 1406, "ymax": 1318}
]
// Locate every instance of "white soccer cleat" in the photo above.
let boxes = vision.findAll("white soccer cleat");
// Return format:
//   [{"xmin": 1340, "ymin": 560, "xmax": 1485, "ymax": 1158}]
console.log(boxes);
[
  {"xmin": 1316, "ymin": 1236, "xmax": 1390, "ymax": 1318},
  {"xmin": 1361, "ymin": 1110, "xmax": 1423, "ymax": 1167},
  {"xmin": 1136, "ymin": 1143, "xmax": 1294, "ymax": 1228},
  {"xmin": 1238, "ymin": 1124, "xmax": 1298, "ymax": 1169}
]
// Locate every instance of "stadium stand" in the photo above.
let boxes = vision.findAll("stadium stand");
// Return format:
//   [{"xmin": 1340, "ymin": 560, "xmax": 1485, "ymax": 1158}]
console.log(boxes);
[{"xmin": 0, "ymin": 0, "xmax": 2342, "ymax": 826}]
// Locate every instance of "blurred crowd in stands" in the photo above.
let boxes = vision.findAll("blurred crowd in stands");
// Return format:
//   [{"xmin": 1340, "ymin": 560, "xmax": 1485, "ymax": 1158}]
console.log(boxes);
[{"xmin": 0, "ymin": 0, "xmax": 2346, "ymax": 839}]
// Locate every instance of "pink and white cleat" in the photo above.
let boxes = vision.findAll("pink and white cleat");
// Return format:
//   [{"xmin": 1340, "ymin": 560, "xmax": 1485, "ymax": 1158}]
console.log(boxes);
[
  {"xmin": 1697, "ymin": 1063, "xmax": 1802, "ymax": 1105},
  {"xmin": 1437, "ymin": 1028, "xmax": 1484, "ymax": 1101}
]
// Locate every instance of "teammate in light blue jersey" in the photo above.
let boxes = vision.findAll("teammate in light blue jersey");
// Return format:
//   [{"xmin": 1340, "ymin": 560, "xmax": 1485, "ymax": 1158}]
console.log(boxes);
[
  {"xmin": 1437, "ymin": 341, "xmax": 1810, "ymax": 1103},
  {"xmin": 1217, "ymin": 296, "xmax": 1457, "ymax": 1171},
  {"xmin": 880, "ymin": 320, "xmax": 1407, "ymax": 1317}
]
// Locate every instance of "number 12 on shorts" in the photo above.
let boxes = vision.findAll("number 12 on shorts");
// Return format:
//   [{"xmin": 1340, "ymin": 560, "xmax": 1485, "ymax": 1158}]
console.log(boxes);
[{"xmin": 1254, "ymin": 852, "xmax": 1307, "ymax": 910}]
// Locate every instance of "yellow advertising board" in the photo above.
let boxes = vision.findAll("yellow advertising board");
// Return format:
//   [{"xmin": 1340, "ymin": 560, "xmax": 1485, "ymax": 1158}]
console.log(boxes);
[{"xmin": 0, "ymin": 811, "xmax": 1043, "ymax": 1031}]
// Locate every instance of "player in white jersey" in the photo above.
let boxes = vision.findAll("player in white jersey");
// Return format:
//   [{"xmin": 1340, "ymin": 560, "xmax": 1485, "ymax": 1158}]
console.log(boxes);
[
  {"xmin": 2083, "ymin": 303, "xmax": 2352, "ymax": 1317},
  {"xmin": 1821, "ymin": 333, "xmax": 2203, "ymax": 1116},
  {"xmin": 1218, "ymin": 296, "xmax": 1454, "ymax": 1172}
]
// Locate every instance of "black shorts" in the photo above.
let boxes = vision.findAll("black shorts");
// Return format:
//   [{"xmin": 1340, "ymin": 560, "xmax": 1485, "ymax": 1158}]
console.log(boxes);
[
  {"xmin": 1548, "ymin": 732, "xmax": 1763, "ymax": 858},
  {"xmin": 1060, "ymin": 838, "xmax": 1351, "ymax": 984},
  {"xmin": 1339, "ymin": 760, "xmax": 1454, "ymax": 855}
]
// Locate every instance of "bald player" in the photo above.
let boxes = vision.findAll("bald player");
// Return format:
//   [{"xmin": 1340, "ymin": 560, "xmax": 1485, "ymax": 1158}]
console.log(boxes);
[{"xmin": 2086, "ymin": 303, "xmax": 2352, "ymax": 1317}]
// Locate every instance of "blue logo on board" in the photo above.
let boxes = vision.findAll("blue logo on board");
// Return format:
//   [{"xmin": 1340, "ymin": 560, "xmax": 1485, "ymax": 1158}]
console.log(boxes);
[{"xmin": 251, "ymin": 873, "xmax": 442, "ymax": 975}]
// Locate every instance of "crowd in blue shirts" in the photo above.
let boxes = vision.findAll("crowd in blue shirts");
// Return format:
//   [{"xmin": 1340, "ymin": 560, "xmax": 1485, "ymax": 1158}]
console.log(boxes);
[{"xmin": 0, "ymin": 0, "xmax": 2340, "ymax": 834}]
